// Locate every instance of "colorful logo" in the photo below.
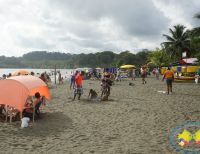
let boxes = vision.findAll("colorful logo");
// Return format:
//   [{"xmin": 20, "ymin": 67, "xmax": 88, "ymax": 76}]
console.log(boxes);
[
  {"xmin": 178, "ymin": 129, "xmax": 200, "ymax": 146},
  {"xmin": 169, "ymin": 121, "xmax": 200, "ymax": 153}
]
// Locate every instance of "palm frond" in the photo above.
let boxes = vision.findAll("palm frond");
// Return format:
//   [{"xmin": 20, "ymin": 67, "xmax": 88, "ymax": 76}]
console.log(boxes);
[
  {"xmin": 163, "ymin": 34, "xmax": 175, "ymax": 42},
  {"xmin": 194, "ymin": 13, "xmax": 200, "ymax": 19}
]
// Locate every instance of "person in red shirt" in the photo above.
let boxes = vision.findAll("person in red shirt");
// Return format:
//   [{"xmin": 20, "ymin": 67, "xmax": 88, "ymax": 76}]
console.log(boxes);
[{"xmin": 73, "ymin": 71, "xmax": 84, "ymax": 100}]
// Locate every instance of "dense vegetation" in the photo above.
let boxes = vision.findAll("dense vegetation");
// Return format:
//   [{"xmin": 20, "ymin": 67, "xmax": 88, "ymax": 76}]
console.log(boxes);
[
  {"xmin": 0, "ymin": 50, "xmax": 150, "ymax": 68},
  {"xmin": 0, "ymin": 13, "xmax": 199, "ymax": 69}
]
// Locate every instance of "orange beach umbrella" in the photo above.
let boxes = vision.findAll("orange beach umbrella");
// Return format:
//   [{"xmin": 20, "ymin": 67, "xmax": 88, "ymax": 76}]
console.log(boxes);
[
  {"xmin": 0, "ymin": 76, "xmax": 51, "ymax": 112},
  {"xmin": 12, "ymin": 70, "xmax": 31, "ymax": 76}
]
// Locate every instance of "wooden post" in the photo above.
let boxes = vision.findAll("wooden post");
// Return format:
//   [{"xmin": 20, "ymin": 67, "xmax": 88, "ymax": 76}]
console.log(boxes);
[{"xmin": 54, "ymin": 65, "xmax": 57, "ymax": 85}]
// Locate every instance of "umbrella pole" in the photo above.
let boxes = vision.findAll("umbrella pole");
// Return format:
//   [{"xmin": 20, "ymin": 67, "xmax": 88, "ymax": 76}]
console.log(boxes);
[
  {"xmin": 54, "ymin": 65, "xmax": 57, "ymax": 85},
  {"xmin": 5, "ymin": 105, "xmax": 8, "ymax": 122}
]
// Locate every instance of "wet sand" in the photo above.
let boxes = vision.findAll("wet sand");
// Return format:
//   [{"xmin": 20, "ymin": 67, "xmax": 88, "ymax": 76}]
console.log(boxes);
[{"xmin": 0, "ymin": 76, "xmax": 200, "ymax": 154}]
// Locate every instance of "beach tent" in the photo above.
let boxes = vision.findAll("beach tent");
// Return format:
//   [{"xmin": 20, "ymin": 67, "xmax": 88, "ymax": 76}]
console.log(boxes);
[
  {"xmin": 12, "ymin": 70, "xmax": 31, "ymax": 76},
  {"xmin": 104, "ymin": 68, "xmax": 117, "ymax": 73},
  {"xmin": 120, "ymin": 65, "xmax": 136, "ymax": 69},
  {"xmin": 75, "ymin": 68, "xmax": 92, "ymax": 73},
  {"xmin": 0, "ymin": 75, "xmax": 51, "ymax": 112}
]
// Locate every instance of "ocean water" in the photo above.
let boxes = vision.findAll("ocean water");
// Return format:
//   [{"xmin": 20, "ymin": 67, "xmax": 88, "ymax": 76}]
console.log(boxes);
[{"xmin": 0, "ymin": 68, "xmax": 74, "ymax": 80}]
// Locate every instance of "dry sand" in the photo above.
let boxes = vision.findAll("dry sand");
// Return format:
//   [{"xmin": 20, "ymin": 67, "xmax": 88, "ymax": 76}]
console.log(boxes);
[{"xmin": 0, "ymin": 76, "xmax": 200, "ymax": 154}]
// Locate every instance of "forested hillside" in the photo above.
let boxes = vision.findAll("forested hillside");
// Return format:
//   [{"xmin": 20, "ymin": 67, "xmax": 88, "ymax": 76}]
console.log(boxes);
[{"xmin": 0, "ymin": 50, "xmax": 150, "ymax": 68}]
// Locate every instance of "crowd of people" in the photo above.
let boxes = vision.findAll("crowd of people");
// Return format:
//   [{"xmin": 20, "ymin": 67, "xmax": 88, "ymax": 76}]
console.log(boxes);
[{"xmin": 0, "ymin": 66, "xmax": 199, "ymax": 124}]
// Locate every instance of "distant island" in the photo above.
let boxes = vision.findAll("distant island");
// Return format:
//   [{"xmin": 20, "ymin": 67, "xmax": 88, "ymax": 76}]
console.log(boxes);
[{"xmin": 0, "ymin": 50, "xmax": 150, "ymax": 69}]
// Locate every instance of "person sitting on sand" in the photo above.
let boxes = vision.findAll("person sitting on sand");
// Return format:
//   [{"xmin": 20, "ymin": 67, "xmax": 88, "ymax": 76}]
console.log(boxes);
[
  {"xmin": 162, "ymin": 67, "xmax": 174, "ymax": 95},
  {"xmin": 0, "ymin": 105, "xmax": 5, "ymax": 115},
  {"xmin": 88, "ymin": 89, "xmax": 98, "ymax": 100},
  {"xmin": 23, "ymin": 92, "xmax": 45, "ymax": 118},
  {"xmin": 73, "ymin": 71, "xmax": 84, "ymax": 100}
]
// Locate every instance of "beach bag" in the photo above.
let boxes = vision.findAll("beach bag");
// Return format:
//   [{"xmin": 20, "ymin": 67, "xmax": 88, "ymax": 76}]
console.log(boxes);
[{"xmin": 21, "ymin": 117, "xmax": 30, "ymax": 128}]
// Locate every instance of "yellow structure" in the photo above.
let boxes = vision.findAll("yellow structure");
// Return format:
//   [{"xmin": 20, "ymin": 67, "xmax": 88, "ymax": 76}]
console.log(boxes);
[
  {"xmin": 120, "ymin": 65, "xmax": 135, "ymax": 69},
  {"xmin": 161, "ymin": 66, "xmax": 200, "ymax": 74}
]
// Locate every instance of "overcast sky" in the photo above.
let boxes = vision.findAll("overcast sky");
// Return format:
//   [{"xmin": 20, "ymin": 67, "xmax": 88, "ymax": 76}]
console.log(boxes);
[{"xmin": 0, "ymin": 0, "xmax": 199, "ymax": 57}]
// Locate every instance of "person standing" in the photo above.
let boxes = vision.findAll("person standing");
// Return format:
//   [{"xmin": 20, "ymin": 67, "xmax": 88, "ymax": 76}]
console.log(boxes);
[
  {"xmin": 73, "ymin": 71, "xmax": 83, "ymax": 100},
  {"xmin": 40, "ymin": 73, "xmax": 47, "ymax": 83},
  {"xmin": 141, "ymin": 66, "xmax": 147, "ymax": 84},
  {"xmin": 70, "ymin": 71, "xmax": 75, "ymax": 89},
  {"xmin": 162, "ymin": 67, "xmax": 174, "ymax": 95},
  {"xmin": 195, "ymin": 73, "xmax": 199, "ymax": 84},
  {"xmin": 155, "ymin": 67, "xmax": 159, "ymax": 80},
  {"xmin": 132, "ymin": 68, "xmax": 136, "ymax": 80},
  {"xmin": 58, "ymin": 72, "xmax": 63, "ymax": 84},
  {"xmin": 116, "ymin": 69, "xmax": 121, "ymax": 82}
]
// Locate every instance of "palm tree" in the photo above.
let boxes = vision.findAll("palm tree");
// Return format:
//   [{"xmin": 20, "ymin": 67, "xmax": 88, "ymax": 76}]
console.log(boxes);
[
  {"xmin": 191, "ymin": 13, "xmax": 200, "ymax": 36},
  {"xmin": 194, "ymin": 13, "xmax": 200, "ymax": 19},
  {"xmin": 191, "ymin": 13, "xmax": 200, "ymax": 61},
  {"xmin": 162, "ymin": 24, "xmax": 190, "ymax": 61}
]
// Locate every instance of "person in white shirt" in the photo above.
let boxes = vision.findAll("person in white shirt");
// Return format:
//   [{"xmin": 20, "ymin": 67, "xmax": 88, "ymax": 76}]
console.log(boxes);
[{"xmin": 195, "ymin": 73, "xmax": 199, "ymax": 84}]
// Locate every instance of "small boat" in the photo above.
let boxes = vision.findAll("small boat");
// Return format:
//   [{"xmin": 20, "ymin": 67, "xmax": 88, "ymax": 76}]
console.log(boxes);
[{"xmin": 174, "ymin": 76, "xmax": 195, "ymax": 81}]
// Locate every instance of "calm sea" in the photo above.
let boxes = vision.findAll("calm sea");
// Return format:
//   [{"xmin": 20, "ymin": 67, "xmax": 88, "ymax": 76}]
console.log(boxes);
[{"xmin": 0, "ymin": 68, "xmax": 74, "ymax": 79}]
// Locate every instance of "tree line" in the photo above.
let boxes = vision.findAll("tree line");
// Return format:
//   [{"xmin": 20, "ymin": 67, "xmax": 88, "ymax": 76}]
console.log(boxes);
[{"xmin": 0, "ymin": 50, "xmax": 150, "ymax": 68}]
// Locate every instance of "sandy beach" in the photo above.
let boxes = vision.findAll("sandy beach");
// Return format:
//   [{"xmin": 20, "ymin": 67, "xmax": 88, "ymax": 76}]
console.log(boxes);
[{"xmin": 0, "ymin": 76, "xmax": 200, "ymax": 154}]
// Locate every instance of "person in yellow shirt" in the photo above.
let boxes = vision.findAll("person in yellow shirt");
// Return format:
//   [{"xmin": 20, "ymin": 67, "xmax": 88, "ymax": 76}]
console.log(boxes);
[{"xmin": 162, "ymin": 67, "xmax": 174, "ymax": 95}]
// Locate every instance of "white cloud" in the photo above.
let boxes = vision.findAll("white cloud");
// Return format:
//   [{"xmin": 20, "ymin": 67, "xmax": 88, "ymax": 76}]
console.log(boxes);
[{"xmin": 0, "ymin": 0, "xmax": 199, "ymax": 56}]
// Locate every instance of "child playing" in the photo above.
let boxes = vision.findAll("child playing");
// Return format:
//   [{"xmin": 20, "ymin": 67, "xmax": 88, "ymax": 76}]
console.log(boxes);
[{"xmin": 88, "ymin": 89, "xmax": 98, "ymax": 100}]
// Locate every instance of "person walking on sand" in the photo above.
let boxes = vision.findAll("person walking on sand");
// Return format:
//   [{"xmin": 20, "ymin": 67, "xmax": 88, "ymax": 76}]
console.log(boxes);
[
  {"xmin": 70, "ymin": 72, "xmax": 75, "ymax": 89},
  {"xmin": 162, "ymin": 67, "xmax": 174, "ymax": 95},
  {"xmin": 73, "ymin": 71, "xmax": 84, "ymax": 100},
  {"xmin": 141, "ymin": 66, "xmax": 147, "ymax": 84}
]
